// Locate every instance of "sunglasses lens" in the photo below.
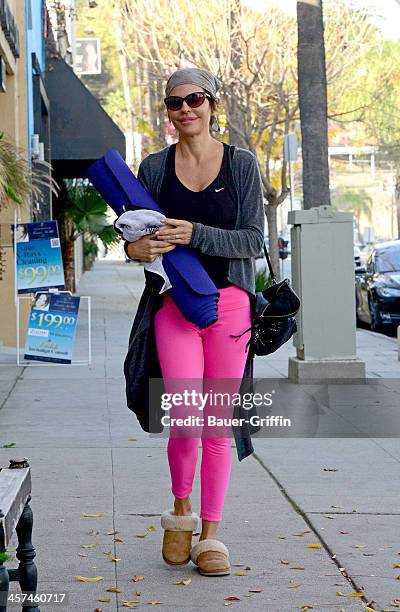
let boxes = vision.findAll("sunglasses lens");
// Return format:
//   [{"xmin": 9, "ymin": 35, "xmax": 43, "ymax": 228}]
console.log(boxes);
[
  {"xmin": 187, "ymin": 92, "xmax": 206, "ymax": 107},
  {"xmin": 165, "ymin": 97, "xmax": 182, "ymax": 111},
  {"xmin": 165, "ymin": 92, "xmax": 207, "ymax": 111}
]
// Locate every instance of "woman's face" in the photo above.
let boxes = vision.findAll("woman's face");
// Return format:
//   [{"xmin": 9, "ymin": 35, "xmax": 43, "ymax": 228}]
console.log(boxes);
[
  {"xmin": 167, "ymin": 84, "xmax": 212, "ymax": 137},
  {"xmin": 35, "ymin": 294, "xmax": 48, "ymax": 309},
  {"xmin": 16, "ymin": 225, "xmax": 27, "ymax": 241}
]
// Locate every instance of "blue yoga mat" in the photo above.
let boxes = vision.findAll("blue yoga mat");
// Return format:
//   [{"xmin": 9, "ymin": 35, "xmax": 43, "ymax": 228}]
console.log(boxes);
[{"xmin": 87, "ymin": 149, "xmax": 220, "ymax": 329}]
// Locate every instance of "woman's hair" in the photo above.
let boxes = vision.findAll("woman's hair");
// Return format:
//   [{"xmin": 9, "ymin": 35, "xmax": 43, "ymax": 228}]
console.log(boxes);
[{"xmin": 208, "ymin": 95, "xmax": 219, "ymax": 127}]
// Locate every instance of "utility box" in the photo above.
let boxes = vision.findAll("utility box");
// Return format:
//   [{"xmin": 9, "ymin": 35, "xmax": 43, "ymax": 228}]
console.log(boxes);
[{"xmin": 287, "ymin": 206, "xmax": 366, "ymax": 381}]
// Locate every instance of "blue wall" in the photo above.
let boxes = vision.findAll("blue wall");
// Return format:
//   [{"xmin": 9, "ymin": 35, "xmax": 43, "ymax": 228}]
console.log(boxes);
[{"xmin": 25, "ymin": 0, "xmax": 45, "ymax": 158}]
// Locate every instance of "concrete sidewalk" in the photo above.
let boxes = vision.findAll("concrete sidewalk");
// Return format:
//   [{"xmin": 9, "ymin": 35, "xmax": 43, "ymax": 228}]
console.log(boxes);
[{"xmin": 0, "ymin": 259, "xmax": 399, "ymax": 612}]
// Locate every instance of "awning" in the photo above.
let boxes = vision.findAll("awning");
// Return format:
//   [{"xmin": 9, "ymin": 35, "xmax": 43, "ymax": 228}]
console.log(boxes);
[{"xmin": 45, "ymin": 55, "xmax": 126, "ymax": 178}]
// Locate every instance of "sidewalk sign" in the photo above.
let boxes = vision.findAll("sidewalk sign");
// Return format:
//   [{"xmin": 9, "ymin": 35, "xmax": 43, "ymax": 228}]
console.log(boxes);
[
  {"xmin": 0, "ymin": 211, "xmax": 92, "ymax": 367},
  {"xmin": 23, "ymin": 292, "xmax": 81, "ymax": 364},
  {"xmin": 11, "ymin": 220, "xmax": 65, "ymax": 293}
]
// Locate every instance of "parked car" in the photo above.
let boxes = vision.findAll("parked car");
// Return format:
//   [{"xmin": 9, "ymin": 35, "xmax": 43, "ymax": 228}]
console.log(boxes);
[
  {"xmin": 354, "ymin": 244, "xmax": 361, "ymax": 267},
  {"xmin": 355, "ymin": 240, "xmax": 400, "ymax": 332}
]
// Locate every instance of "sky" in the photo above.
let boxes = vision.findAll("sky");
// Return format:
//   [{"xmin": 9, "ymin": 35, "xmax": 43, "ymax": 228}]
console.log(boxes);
[{"xmin": 243, "ymin": 0, "xmax": 400, "ymax": 39}]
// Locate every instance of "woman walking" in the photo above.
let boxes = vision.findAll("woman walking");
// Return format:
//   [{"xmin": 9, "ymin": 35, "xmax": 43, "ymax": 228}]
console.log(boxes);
[{"xmin": 125, "ymin": 67, "xmax": 265, "ymax": 577}]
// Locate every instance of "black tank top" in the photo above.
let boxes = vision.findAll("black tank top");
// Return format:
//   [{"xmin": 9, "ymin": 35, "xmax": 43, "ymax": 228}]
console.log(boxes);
[{"xmin": 158, "ymin": 143, "xmax": 237, "ymax": 289}]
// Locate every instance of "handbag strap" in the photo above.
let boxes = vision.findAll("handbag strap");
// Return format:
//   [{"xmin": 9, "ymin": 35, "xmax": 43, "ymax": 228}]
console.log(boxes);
[
  {"xmin": 229, "ymin": 144, "xmax": 276, "ymax": 284},
  {"xmin": 263, "ymin": 243, "xmax": 276, "ymax": 283}
]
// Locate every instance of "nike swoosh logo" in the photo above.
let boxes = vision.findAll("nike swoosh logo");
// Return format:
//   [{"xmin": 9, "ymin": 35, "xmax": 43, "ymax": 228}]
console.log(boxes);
[{"xmin": 215, "ymin": 187, "xmax": 225, "ymax": 192}]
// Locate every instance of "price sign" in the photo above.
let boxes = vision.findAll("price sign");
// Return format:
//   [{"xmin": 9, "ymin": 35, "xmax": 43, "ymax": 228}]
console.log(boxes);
[
  {"xmin": 12, "ymin": 221, "xmax": 65, "ymax": 293},
  {"xmin": 24, "ymin": 293, "xmax": 80, "ymax": 364}
]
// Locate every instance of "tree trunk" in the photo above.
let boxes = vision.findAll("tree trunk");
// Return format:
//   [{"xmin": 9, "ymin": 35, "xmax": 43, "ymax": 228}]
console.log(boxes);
[
  {"xmin": 114, "ymin": 4, "xmax": 136, "ymax": 167},
  {"xmin": 297, "ymin": 0, "xmax": 331, "ymax": 209},
  {"xmin": 396, "ymin": 171, "xmax": 400, "ymax": 239},
  {"xmin": 226, "ymin": 0, "xmax": 247, "ymax": 148},
  {"xmin": 59, "ymin": 216, "xmax": 76, "ymax": 293}
]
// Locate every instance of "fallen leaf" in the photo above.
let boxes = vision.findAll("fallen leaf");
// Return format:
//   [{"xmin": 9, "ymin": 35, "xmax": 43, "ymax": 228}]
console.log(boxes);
[
  {"xmin": 323, "ymin": 515, "xmax": 336, "ymax": 519},
  {"xmin": 103, "ymin": 550, "xmax": 121, "ymax": 562},
  {"xmin": 244, "ymin": 566, "xmax": 252, "ymax": 570},
  {"xmin": 323, "ymin": 468, "xmax": 338, "ymax": 471},
  {"xmin": 2, "ymin": 442, "xmax": 16, "ymax": 448},
  {"xmin": 78, "ymin": 553, "xmax": 88, "ymax": 557},
  {"xmin": 97, "ymin": 598, "xmax": 111, "ymax": 603},
  {"xmin": 174, "ymin": 578, "xmax": 191, "ymax": 585},
  {"xmin": 348, "ymin": 592, "xmax": 364, "ymax": 597},
  {"xmin": 280, "ymin": 560, "xmax": 290, "ymax": 565},
  {"xmin": 143, "ymin": 603, "xmax": 162, "ymax": 605},
  {"xmin": 289, "ymin": 566, "xmax": 305, "ymax": 570},
  {"xmin": 105, "ymin": 587, "xmax": 122, "ymax": 593},
  {"xmin": 104, "ymin": 530, "xmax": 120, "ymax": 536},
  {"xmin": 81, "ymin": 512, "xmax": 104, "ymax": 518},
  {"xmin": 393, "ymin": 563, "xmax": 400, "ymax": 568},
  {"xmin": 132, "ymin": 576, "xmax": 144, "ymax": 582},
  {"xmin": 88, "ymin": 529, "xmax": 100, "ymax": 536},
  {"xmin": 224, "ymin": 596, "xmax": 241, "ymax": 601},
  {"xmin": 231, "ymin": 563, "xmax": 244, "ymax": 567},
  {"xmin": 306, "ymin": 544, "xmax": 321, "ymax": 549},
  {"xmin": 135, "ymin": 591, "xmax": 141, "ymax": 596},
  {"xmin": 73, "ymin": 575, "xmax": 104, "ymax": 582},
  {"xmin": 81, "ymin": 539, "xmax": 100, "ymax": 549},
  {"xmin": 301, "ymin": 607, "xmax": 314, "ymax": 611},
  {"xmin": 128, "ymin": 438, "xmax": 137, "ymax": 441},
  {"xmin": 248, "ymin": 589, "xmax": 263, "ymax": 593},
  {"xmin": 339, "ymin": 531, "xmax": 349, "ymax": 534},
  {"xmin": 336, "ymin": 591, "xmax": 344, "ymax": 596},
  {"xmin": 292, "ymin": 531, "xmax": 311, "ymax": 536},
  {"xmin": 122, "ymin": 601, "xmax": 139, "ymax": 608},
  {"xmin": 135, "ymin": 533, "xmax": 148, "ymax": 538},
  {"xmin": 147, "ymin": 526, "xmax": 157, "ymax": 532},
  {"xmin": 352, "ymin": 544, "xmax": 367, "ymax": 549},
  {"xmin": 288, "ymin": 584, "xmax": 302, "ymax": 588},
  {"xmin": 114, "ymin": 537, "xmax": 124, "ymax": 543},
  {"xmin": 233, "ymin": 572, "xmax": 247, "ymax": 576}
]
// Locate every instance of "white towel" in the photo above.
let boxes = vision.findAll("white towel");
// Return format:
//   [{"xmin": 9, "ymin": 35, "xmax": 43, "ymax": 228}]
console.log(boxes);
[{"xmin": 115, "ymin": 209, "xmax": 172, "ymax": 293}]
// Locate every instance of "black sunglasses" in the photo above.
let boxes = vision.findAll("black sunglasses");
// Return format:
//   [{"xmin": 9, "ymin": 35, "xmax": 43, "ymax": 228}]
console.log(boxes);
[{"xmin": 164, "ymin": 91, "xmax": 212, "ymax": 111}]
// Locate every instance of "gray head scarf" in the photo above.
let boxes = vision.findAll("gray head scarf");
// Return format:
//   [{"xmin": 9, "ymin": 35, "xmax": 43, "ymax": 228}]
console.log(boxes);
[{"xmin": 165, "ymin": 67, "xmax": 222, "ymax": 99}]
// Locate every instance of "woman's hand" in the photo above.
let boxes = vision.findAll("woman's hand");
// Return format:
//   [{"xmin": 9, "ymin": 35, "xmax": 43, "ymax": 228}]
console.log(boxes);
[
  {"xmin": 154, "ymin": 218, "xmax": 193, "ymax": 245},
  {"xmin": 126, "ymin": 233, "xmax": 176, "ymax": 263}
]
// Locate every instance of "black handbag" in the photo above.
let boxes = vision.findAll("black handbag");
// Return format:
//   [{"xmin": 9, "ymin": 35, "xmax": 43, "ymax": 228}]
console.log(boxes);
[{"xmin": 231, "ymin": 243, "xmax": 301, "ymax": 356}]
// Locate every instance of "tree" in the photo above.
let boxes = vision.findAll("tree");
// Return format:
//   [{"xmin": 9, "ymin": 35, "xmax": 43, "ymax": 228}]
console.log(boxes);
[
  {"xmin": 297, "ymin": 0, "xmax": 331, "ymax": 209},
  {"xmin": 77, "ymin": 0, "xmax": 383, "ymax": 276},
  {"xmin": 332, "ymin": 188, "xmax": 373, "ymax": 243}
]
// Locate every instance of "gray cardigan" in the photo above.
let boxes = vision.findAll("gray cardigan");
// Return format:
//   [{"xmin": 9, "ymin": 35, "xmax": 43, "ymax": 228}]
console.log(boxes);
[{"xmin": 125, "ymin": 144, "xmax": 265, "ymax": 296}]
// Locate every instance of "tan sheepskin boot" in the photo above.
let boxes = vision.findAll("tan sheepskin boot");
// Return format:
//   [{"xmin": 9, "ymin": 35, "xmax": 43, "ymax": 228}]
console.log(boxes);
[
  {"xmin": 190, "ymin": 538, "xmax": 230, "ymax": 576},
  {"xmin": 161, "ymin": 509, "xmax": 200, "ymax": 565}
]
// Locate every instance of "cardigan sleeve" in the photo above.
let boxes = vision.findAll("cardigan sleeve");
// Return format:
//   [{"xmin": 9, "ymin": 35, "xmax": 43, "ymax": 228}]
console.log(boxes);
[{"xmin": 188, "ymin": 151, "xmax": 265, "ymax": 258}]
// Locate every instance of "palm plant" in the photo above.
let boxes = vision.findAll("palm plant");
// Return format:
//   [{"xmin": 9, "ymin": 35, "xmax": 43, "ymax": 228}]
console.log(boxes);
[
  {"xmin": 333, "ymin": 188, "xmax": 373, "ymax": 242},
  {"xmin": 0, "ymin": 131, "xmax": 59, "ymax": 280},
  {"xmin": 0, "ymin": 131, "xmax": 58, "ymax": 209},
  {"xmin": 61, "ymin": 180, "xmax": 120, "ymax": 289}
]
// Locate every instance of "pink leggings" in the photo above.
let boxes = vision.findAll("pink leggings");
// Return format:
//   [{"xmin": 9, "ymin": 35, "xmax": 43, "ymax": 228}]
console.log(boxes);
[{"xmin": 154, "ymin": 285, "xmax": 252, "ymax": 522}]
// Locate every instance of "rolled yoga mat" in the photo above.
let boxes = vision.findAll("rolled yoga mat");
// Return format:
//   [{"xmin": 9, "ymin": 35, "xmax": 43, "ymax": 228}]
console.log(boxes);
[{"xmin": 87, "ymin": 149, "xmax": 220, "ymax": 329}]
